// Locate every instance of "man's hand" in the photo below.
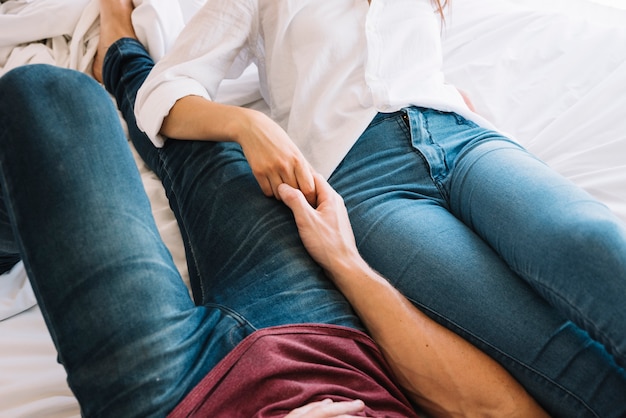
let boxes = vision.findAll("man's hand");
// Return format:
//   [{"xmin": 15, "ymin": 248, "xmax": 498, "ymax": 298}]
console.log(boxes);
[
  {"xmin": 280, "ymin": 176, "xmax": 550, "ymax": 418},
  {"xmin": 285, "ymin": 399, "xmax": 365, "ymax": 418},
  {"xmin": 278, "ymin": 173, "xmax": 360, "ymax": 275}
]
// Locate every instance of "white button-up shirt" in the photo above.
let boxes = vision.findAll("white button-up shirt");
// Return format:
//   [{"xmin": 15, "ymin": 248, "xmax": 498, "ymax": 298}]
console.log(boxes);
[{"xmin": 136, "ymin": 0, "xmax": 494, "ymax": 179}]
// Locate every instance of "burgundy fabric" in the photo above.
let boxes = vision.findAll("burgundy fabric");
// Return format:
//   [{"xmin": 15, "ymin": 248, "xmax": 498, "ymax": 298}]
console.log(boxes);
[{"xmin": 168, "ymin": 324, "xmax": 419, "ymax": 417}]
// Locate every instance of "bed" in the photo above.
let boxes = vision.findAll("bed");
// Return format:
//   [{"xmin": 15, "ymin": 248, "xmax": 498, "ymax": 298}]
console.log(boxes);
[{"xmin": 1, "ymin": 0, "xmax": 625, "ymax": 415}]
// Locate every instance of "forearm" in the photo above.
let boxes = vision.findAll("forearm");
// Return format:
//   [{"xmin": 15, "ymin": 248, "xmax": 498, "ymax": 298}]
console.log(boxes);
[
  {"xmin": 326, "ymin": 256, "xmax": 548, "ymax": 418},
  {"xmin": 161, "ymin": 95, "xmax": 317, "ymax": 203},
  {"xmin": 160, "ymin": 95, "xmax": 249, "ymax": 142}
]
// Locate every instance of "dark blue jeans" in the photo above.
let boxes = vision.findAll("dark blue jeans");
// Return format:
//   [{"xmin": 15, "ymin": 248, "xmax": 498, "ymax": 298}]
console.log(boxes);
[
  {"xmin": 103, "ymin": 38, "xmax": 626, "ymax": 417},
  {"xmin": 0, "ymin": 64, "xmax": 361, "ymax": 417}
]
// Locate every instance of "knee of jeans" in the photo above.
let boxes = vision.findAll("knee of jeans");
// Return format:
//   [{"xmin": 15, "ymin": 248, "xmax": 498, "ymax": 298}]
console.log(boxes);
[
  {"xmin": 0, "ymin": 64, "xmax": 41, "ymax": 94},
  {"xmin": 3, "ymin": 65, "xmax": 76, "ymax": 97},
  {"xmin": 1, "ymin": 65, "xmax": 106, "ymax": 116},
  {"xmin": 1, "ymin": 66, "xmax": 120, "ymax": 152}
]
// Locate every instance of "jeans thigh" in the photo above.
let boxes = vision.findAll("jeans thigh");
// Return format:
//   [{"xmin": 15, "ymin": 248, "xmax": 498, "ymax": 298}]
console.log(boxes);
[
  {"xmin": 330, "ymin": 111, "xmax": 626, "ymax": 417},
  {"xmin": 449, "ymin": 139, "xmax": 626, "ymax": 366},
  {"xmin": 157, "ymin": 139, "xmax": 363, "ymax": 331},
  {"xmin": 102, "ymin": 39, "xmax": 360, "ymax": 331},
  {"xmin": 358, "ymin": 197, "xmax": 626, "ymax": 417},
  {"xmin": 0, "ymin": 64, "xmax": 255, "ymax": 417}
]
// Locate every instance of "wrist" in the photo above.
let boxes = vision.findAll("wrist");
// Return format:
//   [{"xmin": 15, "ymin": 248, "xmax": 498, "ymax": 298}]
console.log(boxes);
[
  {"xmin": 325, "ymin": 251, "xmax": 374, "ymax": 289},
  {"xmin": 226, "ymin": 106, "xmax": 262, "ymax": 145}
]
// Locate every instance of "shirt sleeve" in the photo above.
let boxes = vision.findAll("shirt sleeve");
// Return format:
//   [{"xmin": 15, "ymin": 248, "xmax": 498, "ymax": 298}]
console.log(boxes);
[{"xmin": 134, "ymin": 0, "xmax": 257, "ymax": 146}]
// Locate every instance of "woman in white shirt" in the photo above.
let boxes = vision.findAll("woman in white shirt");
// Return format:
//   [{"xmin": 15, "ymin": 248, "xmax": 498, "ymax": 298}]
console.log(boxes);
[{"xmin": 103, "ymin": 0, "xmax": 626, "ymax": 415}]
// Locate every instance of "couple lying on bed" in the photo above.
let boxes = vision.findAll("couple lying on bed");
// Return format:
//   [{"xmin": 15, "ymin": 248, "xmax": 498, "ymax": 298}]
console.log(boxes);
[{"xmin": 1, "ymin": 0, "xmax": 625, "ymax": 416}]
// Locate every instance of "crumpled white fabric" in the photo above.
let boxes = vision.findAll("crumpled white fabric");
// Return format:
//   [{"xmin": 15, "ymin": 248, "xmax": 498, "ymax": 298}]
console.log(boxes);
[
  {"xmin": 0, "ymin": 0, "xmax": 197, "ymax": 76},
  {"xmin": 0, "ymin": 0, "xmax": 98, "ymax": 75}
]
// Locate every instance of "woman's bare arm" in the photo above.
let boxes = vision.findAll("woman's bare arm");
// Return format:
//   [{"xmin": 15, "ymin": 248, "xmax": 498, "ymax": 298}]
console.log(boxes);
[
  {"xmin": 278, "ymin": 175, "xmax": 549, "ymax": 418},
  {"xmin": 161, "ymin": 95, "xmax": 316, "ymax": 205}
]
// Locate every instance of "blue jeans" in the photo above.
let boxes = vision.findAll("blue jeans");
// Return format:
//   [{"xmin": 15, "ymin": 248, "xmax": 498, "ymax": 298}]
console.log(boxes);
[
  {"xmin": 103, "ymin": 39, "xmax": 626, "ymax": 417},
  {"xmin": 0, "ymin": 64, "xmax": 361, "ymax": 417},
  {"xmin": 330, "ymin": 109, "xmax": 626, "ymax": 416}
]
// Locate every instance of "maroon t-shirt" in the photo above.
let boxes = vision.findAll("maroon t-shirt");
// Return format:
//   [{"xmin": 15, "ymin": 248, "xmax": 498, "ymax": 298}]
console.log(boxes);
[{"xmin": 168, "ymin": 324, "xmax": 419, "ymax": 417}]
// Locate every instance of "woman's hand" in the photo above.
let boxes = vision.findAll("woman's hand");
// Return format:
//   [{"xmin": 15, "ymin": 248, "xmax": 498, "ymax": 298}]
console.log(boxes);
[
  {"xmin": 235, "ymin": 108, "xmax": 316, "ymax": 206},
  {"xmin": 160, "ymin": 95, "xmax": 317, "ymax": 205},
  {"xmin": 285, "ymin": 399, "xmax": 365, "ymax": 418}
]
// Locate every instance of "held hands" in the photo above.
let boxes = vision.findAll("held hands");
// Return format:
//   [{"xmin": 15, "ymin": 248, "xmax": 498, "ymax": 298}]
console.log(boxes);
[
  {"xmin": 278, "ymin": 173, "xmax": 361, "ymax": 277},
  {"xmin": 161, "ymin": 97, "xmax": 316, "ymax": 205},
  {"xmin": 236, "ymin": 109, "xmax": 317, "ymax": 206}
]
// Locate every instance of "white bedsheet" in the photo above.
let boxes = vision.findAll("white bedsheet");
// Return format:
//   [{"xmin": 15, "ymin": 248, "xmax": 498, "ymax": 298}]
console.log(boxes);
[{"xmin": 1, "ymin": 0, "xmax": 625, "ymax": 415}]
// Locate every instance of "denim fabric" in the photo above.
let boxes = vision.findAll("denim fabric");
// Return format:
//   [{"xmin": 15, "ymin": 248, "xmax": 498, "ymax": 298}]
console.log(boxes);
[
  {"xmin": 0, "ymin": 64, "xmax": 361, "ymax": 417},
  {"xmin": 104, "ymin": 39, "xmax": 361, "ymax": 331},
  {"xmin": 330, "ymin": 109, "xmax": 626, "ymax": 417},
  {"xmin": 103, "ymin": 38, "xmax": 626, "ymax": 417}
]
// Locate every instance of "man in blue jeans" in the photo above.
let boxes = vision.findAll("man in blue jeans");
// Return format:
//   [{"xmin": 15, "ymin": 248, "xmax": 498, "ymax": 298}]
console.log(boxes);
[{"xmin": 0, "ymin": 62, "xmax": 549, "ymax": 416}]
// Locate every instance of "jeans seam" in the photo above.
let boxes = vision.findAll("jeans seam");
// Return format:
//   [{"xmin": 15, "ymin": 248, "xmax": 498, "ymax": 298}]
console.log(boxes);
[
  {"xmin": 203, "ymin": 302, "xmax": 258, "ymax": 334},
  {"xmin": 399, "ymin": 111, "xmax": 449, "ymax": 204},
  {"xmin": 156, "ymin": 147, "xmax": 207, "ymax": 304},
  {"xmin": 514, "ymin": 266, "xmax": 625, "ymax": 369}
]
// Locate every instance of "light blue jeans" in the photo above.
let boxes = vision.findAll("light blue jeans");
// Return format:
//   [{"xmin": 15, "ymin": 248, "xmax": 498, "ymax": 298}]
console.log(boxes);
[
  {"xmin": 0, "ymin": 64, "xmax": 361, "ymax": 417},
  {"xmin": 330, "ymin": 109, "xmax": 626, "ymax": 415},
  {"xmin": 103, "ymin": 38, "xmax": 626, "ymax": 417}
]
